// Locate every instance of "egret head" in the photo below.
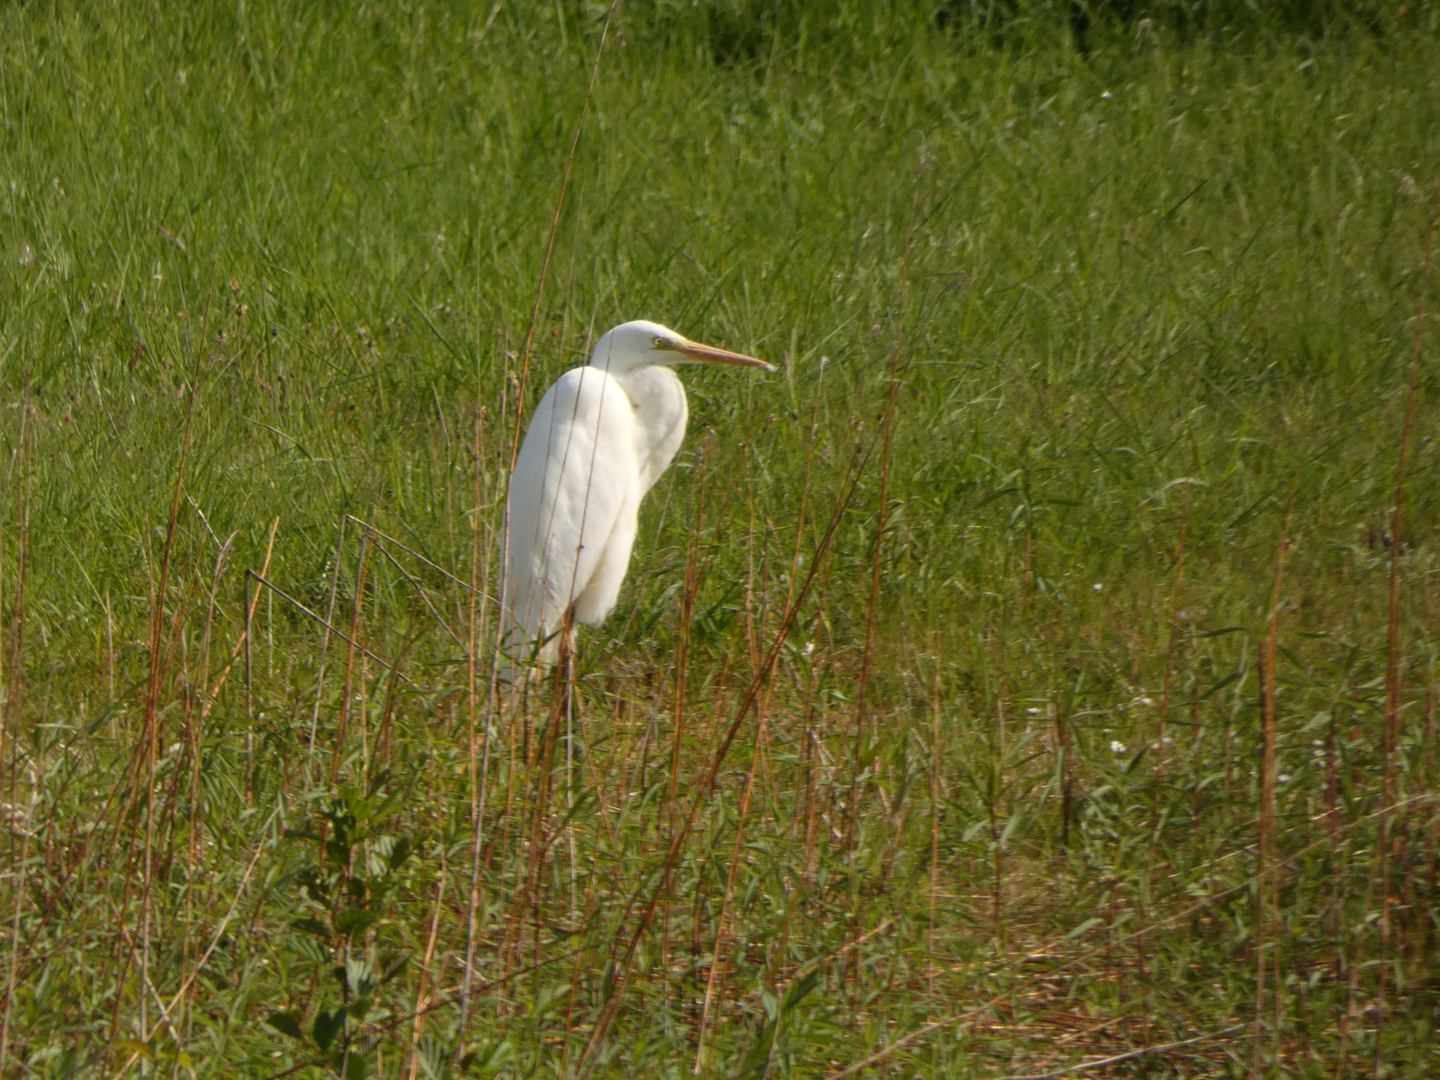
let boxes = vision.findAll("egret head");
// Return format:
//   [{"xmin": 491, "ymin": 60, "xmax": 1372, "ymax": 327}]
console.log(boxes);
[{"xmin": 589, "ymin": 320, "xmax": 773, "ymax": 375}]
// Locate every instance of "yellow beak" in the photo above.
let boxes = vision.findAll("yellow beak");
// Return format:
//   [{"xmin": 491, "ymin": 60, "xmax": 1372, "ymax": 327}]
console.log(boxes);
[{"xmin": 674, "ymin": 338, "xmax": 774, "ymax": 372}]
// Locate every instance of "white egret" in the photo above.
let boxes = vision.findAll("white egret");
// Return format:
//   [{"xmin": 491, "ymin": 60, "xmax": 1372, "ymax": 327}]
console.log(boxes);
[{"xmin": 503, "ymin": 320, "xmax": 771, "ymax": 670}]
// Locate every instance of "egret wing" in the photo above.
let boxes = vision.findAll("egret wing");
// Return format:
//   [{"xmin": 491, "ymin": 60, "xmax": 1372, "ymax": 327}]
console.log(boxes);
[{"xmin": 505, "ymin": 366, "xmax": 639, "ymax": 653}]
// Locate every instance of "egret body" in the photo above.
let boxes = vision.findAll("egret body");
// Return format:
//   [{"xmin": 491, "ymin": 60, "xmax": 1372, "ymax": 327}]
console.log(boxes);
[{"xmin": 503, "ymin": 320, "xmax": 770, "ymax": 668}]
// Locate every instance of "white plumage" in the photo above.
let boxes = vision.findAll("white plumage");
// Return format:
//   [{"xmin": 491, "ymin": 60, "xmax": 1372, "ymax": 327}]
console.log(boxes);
[{"xmin": 503, "ymin": 320, "xmax": 770, "ymax": 669}]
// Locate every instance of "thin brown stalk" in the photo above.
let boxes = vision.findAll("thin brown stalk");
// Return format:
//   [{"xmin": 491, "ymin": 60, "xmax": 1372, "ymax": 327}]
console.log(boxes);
[
  {"xmin": 845, "ymin": 162, "xmax": 926, "ymax": 855},
  {"xmin": 105, "ymin": 588, "xmax": 115, "ymax": 702},
  {"xmin": 249, "ymin": 568, "xmax": 408, "ymax": 682},
  {"xmin": 1337, "ymin": 837, "xmax": 1376, "ymax": 1078},
  {"xmin": 343, "ymin": 514, "xmax": 495, "ymax": 601},
  {"xmin": 244, "ymin": 566, "xmax": 255, "ymax": 801},
  {"xmin": 0, "ymin": 777, "xmax": 35, "ymax": 1073},
  {"xmin": 461, "ymin": 395, "xmax": 490, "ymax": 1039},
  {"xmin": 108, "ymin": 805, "xmax": 282, "ymax": 1080},
  {"xmin": 560, "ymin": 873, "xmax": 601, "ymax": 1074},
  {"xmin": 198, "ymin": 516, "xmax": 279, "ymax": 722},
  {"xmin": 69, "ymin": 518, "xmax": 274, "ymax": 1052},
  {"xmin": 136, "ymin": 277, "xmax": 214, "ymax": 1058},
  {"xmin": 1375, "ymin": 168, "xmax": 1440, "ymax": 1080},
  {"xmin": 1253, "ymin": 485, "xmax": 1296, "ymax": 1077},
  {"xmin": 1424, "ymin": 692, "xmax": 1438, "ymax": 973},
  {"xmin": 308, "ymin": 515, "xmax": 348, "ymax": 754},
  {"xmin": 694, "ymin": 714, "xmax": 771, "ymax": 1077},
  {"xmin": 823, "ymin": 796, "xmax": 1440, "ymax": 1080},
  {"xmin": 987, "ymin": 1024, "xmax": 1249, "ymax": 1080},
  {"xmin": 506, "ymin": 0, "xmax": 621, "ymax": 472},
  {"xmin": 767, "ymin": 361, "xmax": 828, "ymax": 988},
  {"xmin": 0, "ymin": 386, "xmax": 30, "ymax": 770},
  {"xmin": 1058, "ymin": 694, "xmax": 1075, "ymax": 846},
  {"xmin": 406, "ymin": 851, "xmax": 447, "ymax": 1080},
  {"xmin": 368, "ymin": 538, "xmax": 468, "ymax": 652},
  {"xmin": 800, "ymin": 442, "xmax": 848, "ymax": 887},
  {"xmin": 1153, "ymin": 482, "xmax": 1190, "ymax": 824},
  {"xmin": 178, "ymin": 535, "xmax": 233, "ymax": 1048},
  {"xmin": 1135, "ymin": 481, "xmax": 1191, "ymax": 1044},
  {"xmin": 694, "ymin": 693, "xmax": 770, "ymax": 1076},
  {"xmin": 142, "ymin": 262, "xmax": 216, "ymax": 782},
  {"xmin": 662, "ymin": 445, "xmax": 708, "ymax": 977},
  {"xmin": 513, "ymin": 613, "xmax": 575, "ymax": 977},
  {"xmin": 575, "ymin": 438, "xmax": 877, "ymax": 1076},
  {"xmin": 992, "ymin": 695, "xmax": 1006, "ymax": 954},
  {"xmin": 929, "ymin": 630, "xmax": 943, "ymax": 999},
  {"xmin": 333, "ymin": 534, "xmax": 375, "ymax": 783}
]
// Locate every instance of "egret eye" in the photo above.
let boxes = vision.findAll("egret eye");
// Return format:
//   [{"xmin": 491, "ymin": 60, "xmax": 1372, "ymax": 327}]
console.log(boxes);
[{"xmin": 653, "ymin": 336, "xmax": 675, "ymax": 350}]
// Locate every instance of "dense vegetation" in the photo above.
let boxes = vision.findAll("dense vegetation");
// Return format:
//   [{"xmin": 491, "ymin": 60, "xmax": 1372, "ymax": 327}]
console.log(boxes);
[{"xmin": 1, "ymin": 1, "xmax": 1439, "ymax": 1076}]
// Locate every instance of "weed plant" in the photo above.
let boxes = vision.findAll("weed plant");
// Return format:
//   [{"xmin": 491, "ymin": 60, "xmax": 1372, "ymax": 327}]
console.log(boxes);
[{"xmin": 1, "ymin": 2, "xmax": 1439, "ymax": 1077}]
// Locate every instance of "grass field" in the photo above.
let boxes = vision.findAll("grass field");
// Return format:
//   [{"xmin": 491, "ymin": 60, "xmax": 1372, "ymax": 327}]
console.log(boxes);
[{"xmin": 2, "ymin": 1, "xmax": 1440, "ymax": 1076}]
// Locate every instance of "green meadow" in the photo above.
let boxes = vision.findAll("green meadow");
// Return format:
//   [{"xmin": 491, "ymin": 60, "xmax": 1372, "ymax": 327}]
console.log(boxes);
[{"xmin": 1, "ymin": 1, "xmax": 1439, "ymax": 1076}]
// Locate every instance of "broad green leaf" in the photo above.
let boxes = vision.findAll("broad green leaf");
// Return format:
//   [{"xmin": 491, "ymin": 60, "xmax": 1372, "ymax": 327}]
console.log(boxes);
[
  {"xmin": 313, "ymin": 1008, "xmax": 344, "ymax": 1052},
  {"xmin": 266, "ymin": 1011, "xmax": 305, "ymax": 1040},
  {"xmin": 335, "ymin": 907, "xmax": 379, "ymax": 936},
  {"xmin": 293, "ymin": 917, "xmax": 332, "ymax": 939}
]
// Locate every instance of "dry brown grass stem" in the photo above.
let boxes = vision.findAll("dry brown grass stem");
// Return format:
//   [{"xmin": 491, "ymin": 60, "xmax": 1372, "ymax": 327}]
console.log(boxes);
[
  {"xmin": 107, "ymin": 803, "xmax": 283, "ymax": 1080},
  {"xmin": 343, "ymin": 513, "xmax": 497, "ymax": 601},
  {"xmin": 368, "ymin": 540, "xmax": 468, "ymax": 653},
  {"xmin": 661, "ymin": 446, "xmax": 708, "ymax": 976},
  {"xmin": 767, "ymin": 364, "xmax": 829, "ymax": 987},
  {"xmin": 1374, "ymin": 165, "xmax": 1440, "ymax": 1079},
  {"xmin": 200, "ymin": 516, "xmax": 280, "ymax": 723},
  {"xmin": 308, "ymin": 515, "xmax": 347, "ymax": 754},
  {"xmin": 506, "ymin": 0, "xmax": 621, "ymax": 472},
  {"xmin": 0, "ymin": 777, "xmax": 35, "ymax": 1074},
  {"xmin": 249, "ymin": 568, "xmax": 410, "ymax": 682},
  {"xmin": 142, "ymin": 261, "xmax": 218, "ymax": 778},
  {"xmin": 988, "ymin": 1023, "xmax": 1249, "ymax": 1080},
  {"xmin": 0, "ymin": 390, "xmax": 30, "ymax": 1073},
  {"xmin": 460, "ymin": 396, "xmax": 488, "ymax": 1040},
  {"xmin": 114, "ymin": 278, "xmax": 216, "ymax": 1068},
  {"xmin": 406, "ymin": 848, "xmax": 448, "ymax": 1080},
  {"xmin": 826, "ymin": 795, "xmax": 1437, "ymax": 1080},
  {"xmin": 929, "ymin": 630, "xmax": 943, "ymax": 998},
  {"xmin": 40, "ymin": 515, "xmax": 278, "ymax": 1028},
  {"xmin": 1153, "ymin": 481, "xmax": 1190, "ymax": 823},
  {"xmin": 1252, "ymin": 484, "xmax": 1296, "ymax": 1076},
  {"xmin": 575, "ymin": 438, "xmax": 879, "ymax": 1076},
  {"xmin": 333, "ymin": 534, "xmax": 375, "ymax": 783},
  {"xmin": 0, "ymin": 385, "xmax": 30, "ymax": 773},
  {"xmin": 509, "ymin": 610, "xmax": 577, "ymax": 980},
  {"xmin": 846, "ymin": 160, "xmax": 926, "ymax": 854},
  {"xmin": 694, "ymin": 690, "xmax": 770, "ymax": 1077}
]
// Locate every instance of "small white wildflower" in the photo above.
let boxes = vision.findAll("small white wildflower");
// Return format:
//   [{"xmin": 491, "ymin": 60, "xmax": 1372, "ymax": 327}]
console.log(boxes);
[
  {"xmin": 1093, "ymin": 583, "xmax": 1104, "ymax": 592},
  {"xmin": 1110, "ymin": 740, "xmax": 1127, "ymax": 754},
  {"xmin": 1101, "ymin": 90, "xmax": 1113, "ymax": 100},
  {"xmin": 1027, "ymin": 707, "xmax": 1043, "ymax": 717},
  {"xmin": 802, "ymin": 641, "xmax": 815, "ymax": 657},
  {"xmin": 1278, "ymin": 774, "xmax": 1292, "ymax": 785}
]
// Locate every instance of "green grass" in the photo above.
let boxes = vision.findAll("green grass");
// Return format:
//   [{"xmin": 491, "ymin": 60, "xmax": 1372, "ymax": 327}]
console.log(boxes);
[{"xmin": 2, "ymin": 2, "xmax": 1440, "ymax": 1077}]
